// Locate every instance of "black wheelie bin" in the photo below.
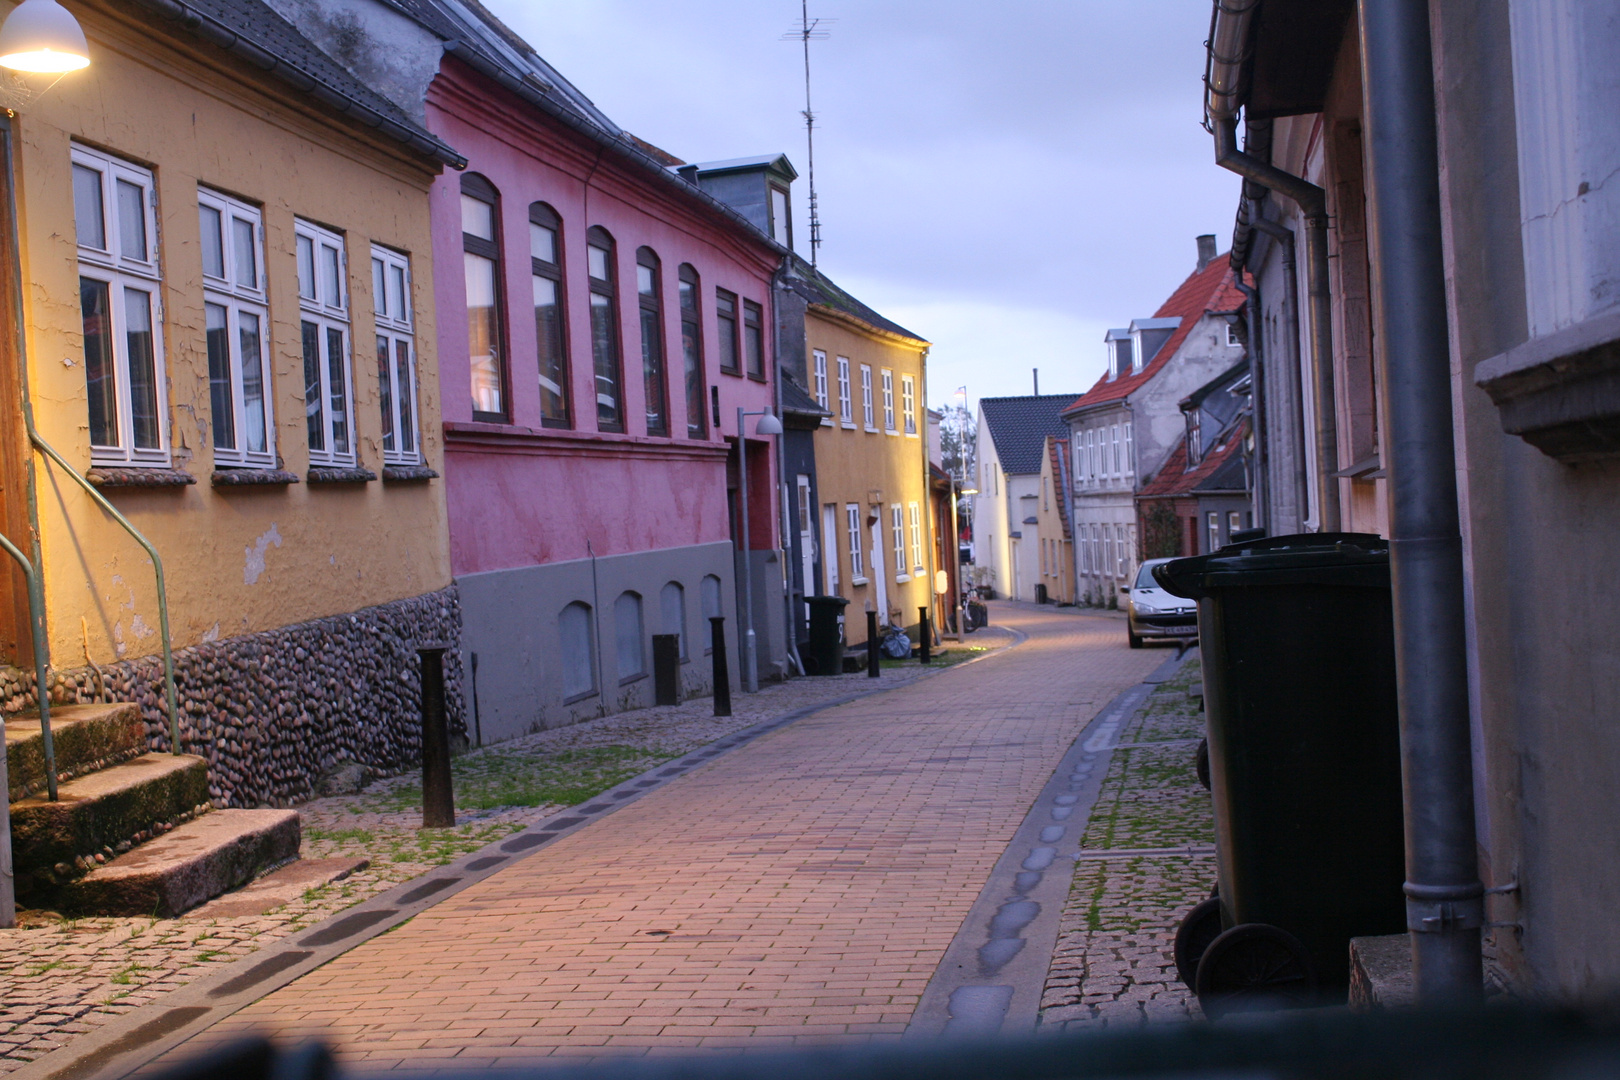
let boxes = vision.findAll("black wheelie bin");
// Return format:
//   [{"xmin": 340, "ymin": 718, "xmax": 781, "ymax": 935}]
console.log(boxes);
[
  {"xmin": 803, "ymin": 595, "xmax": 849, "ymax": 676},
  {"xmin": 1153, "ymin": 533, "xmax": 1406, "ymax": 1018}
]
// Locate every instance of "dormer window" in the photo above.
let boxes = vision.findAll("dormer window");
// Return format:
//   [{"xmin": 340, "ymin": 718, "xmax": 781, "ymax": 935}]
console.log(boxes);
[
  {"xmin": 1112, "ymin": 337, "xmax": 1134, "ymax": 379},
  {"xmin": 769, "ymin": 185, "xmax": 791, "ymax": 248}
]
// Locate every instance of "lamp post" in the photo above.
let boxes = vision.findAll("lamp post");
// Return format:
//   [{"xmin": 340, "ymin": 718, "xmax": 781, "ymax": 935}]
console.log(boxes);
[{"xmin": 736, "ymin": 406, "xmax": 782, "ymax": 694}]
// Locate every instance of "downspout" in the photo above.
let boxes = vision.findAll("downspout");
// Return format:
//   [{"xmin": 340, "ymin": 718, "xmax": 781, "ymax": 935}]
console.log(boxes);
[
  {"xmin": 1205, "ymin": 0, "xmax": 1341, "ymax": 530},
  {"xmin": 771, "ymin": 260, "xmax": 803, "ymax": 678},
  {"xmin": 1358, "ymin": 0, "xmax": 1483, "ymax": 1004}
]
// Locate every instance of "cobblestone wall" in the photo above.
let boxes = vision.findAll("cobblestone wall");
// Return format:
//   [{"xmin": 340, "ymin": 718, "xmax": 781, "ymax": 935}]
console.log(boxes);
[{"xmin": 0, "ymin": 586, "xmax": 466, "ymax": 809}]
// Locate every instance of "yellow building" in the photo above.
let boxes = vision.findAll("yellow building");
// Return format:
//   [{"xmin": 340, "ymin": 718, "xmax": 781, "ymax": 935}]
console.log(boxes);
[
  {"xmin": 0, "ymin": 0, "xmax": 461, "ymax": 810},
  {"xmin": 1035, "ymin": 435, "xmax": 1076, "ymax": 604},
  {"xmin": 789, "ymin": 264, "xmax": 934, "ymax": 647}
]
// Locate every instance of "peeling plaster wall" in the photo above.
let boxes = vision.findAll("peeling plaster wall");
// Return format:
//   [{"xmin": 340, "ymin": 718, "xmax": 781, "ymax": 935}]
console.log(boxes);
[{"xmin": 11, "ymin": 9, "xmax": 452, "ymax": 669}]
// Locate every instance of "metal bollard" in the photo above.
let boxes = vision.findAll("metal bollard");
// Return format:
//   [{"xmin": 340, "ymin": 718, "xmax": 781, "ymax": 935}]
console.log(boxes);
[
  {"xmin": 919, "ymin": 606, "xmax": 931, "ymax": 664},
  {"xmin": 652, "ymin": 634, "xmax": 680, "ymax": 706},
  {"xmin": 710, "ymin": 616, "xmax": 732, "ymax": 717},
  {"xmin": 419, "ymin": 646, "xmax": 453, "ymax": 829},
  {"xmin": 867, "ymin": 609, "xmax": 881, "ymax": 677}
]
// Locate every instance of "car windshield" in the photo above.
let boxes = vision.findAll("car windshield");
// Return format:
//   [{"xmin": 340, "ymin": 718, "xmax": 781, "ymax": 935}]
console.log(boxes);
[{"xmin": 1135, "ymin": 563, "xmax": 1162, "ymax": 590}]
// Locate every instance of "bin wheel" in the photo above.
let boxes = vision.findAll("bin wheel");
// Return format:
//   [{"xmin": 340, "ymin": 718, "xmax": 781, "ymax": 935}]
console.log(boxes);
[
  {"xmin": 1194, "ymin": 923, "xmax": 1317, "ymax": 1019},
  {"xmin": 1173, "ymin": 896, "xmax": 1224, "ymax": 988},
  {"xmin": 1195, "ymin": 738, "xmax": 1210, "ymax": 790},
  {"xmin": 1127, "ymin": 626, "xmax": 1144, "ymax": 649}
]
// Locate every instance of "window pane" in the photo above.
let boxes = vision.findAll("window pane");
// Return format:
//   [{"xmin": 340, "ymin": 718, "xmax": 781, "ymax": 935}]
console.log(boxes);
[
  {"xmin": 534, "ymin": 274, "xmax": 568, "ymax": 424},
  {"xmin": 124, "ymin": 289, "xmax": 160, "ymax": 449},
  {"xmin": 717, "ymin": 301, "xmax": 737, "ymax": 373},
  {"xmin": 239, "ymin": 310, "xmax": 266, "ymax": 453},
  {"xmin": 297, "ymin": 235, "xmax": 316, "ymax": 300},
  {"xmin": 587, "ymin": 245, "xmax": 609, "ymax": 281},
  {"xmin": 73, "ymin": 165, "xmax": 105, "ymax": 250},
  {"xmin": 661, "ymin": 582, "xmax": 686, "ymax": 659},
  {"xmin": 302, "ymin": 320, "xmax": 324, "ymax": 452},
  {"xmin": 233, "ymin": 217, "xmax": 257, "ymax": 288},
  {"xmin": 199, "ymin": 204, "xmax": 225, "ymax": 278},
  {"xmin": 678, "ymin": 277, "xmax": 696, "ymax": 314},
  {"xmin": 372, "ymin": 258, "xmax": 387, "ymax": 319},
  {"xmin": 615, "ymin": 592, "xmax": 644, "ymax": 679},
  {"xmin": 389, "ymin": 265, "xmax": 406, "ymax": 324},
  {"xmin": 320, "ymin": 244, "xmax": 341, "ymax": 309},
  {"xmin": 80, "ymin": 278, "xmax": 117, "ymax": 446},
  {"xmin": 116, "ymin": 180, "xmax": 147, "ymax": 262},
  {"xmin": 530, "ymin": 223, "xmax": 555, "ymax": 264},
  {"xmin": 206, "ymin": 302, "xmax": 234, "ymax": 450},
  {"xmin": 641, "ymin": 306, "xmax": 667, "ymax": 436},
  {"xmin": 683, "ymin": 316, "xmax": 705, "ymax": 439},
  {"xmin": 770, "ymin": 187, "xmax": 789, "ymax": 246},
  {"xmin": 637, "ymin": 264, "xmax": 654, "ymax": 296},
  {"xmin": 378, "ymin": 334, "xmax": 394, "ymax": 452},
  {"xmin": 326, "ymin": 326, "xmax": 349, "ymax": 454},
  {"xmin": 560, "ymin": 603, "xmax": 595, "ymax": 698},
  {"xmin": 744, "ymin": 319, "xmax": 763, "ymax": 379},
  {"xmin": 396, "ymin": 340, "xmax": 415, "ymax": 454},
  {"xmin": 465, "ymin": 252, "xmax": 503, "ymax": 416},
  {"xmin": 461, "ymin": 194, "xmax": 494, "ymax": 241},
  {"xmin": 590, "ymin": 291, "xmax": 621, "ymax": 429}
]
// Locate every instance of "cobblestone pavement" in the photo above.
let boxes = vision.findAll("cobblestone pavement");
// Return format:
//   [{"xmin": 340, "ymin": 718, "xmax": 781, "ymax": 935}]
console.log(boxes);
[
  {"xmin": 1039, "ymin": 656, "xmax": 1217, "ymax": 1030},
  {"xmin": 0, "ymin": 640, "xmax": 1005, "ymax": 1073},
  {"xmin": 148, "ymin": 604, "xmax": 1160, "ymax": 1070}
]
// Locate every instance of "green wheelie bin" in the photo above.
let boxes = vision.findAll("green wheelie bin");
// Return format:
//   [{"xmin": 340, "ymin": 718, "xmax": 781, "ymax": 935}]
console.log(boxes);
[{"xmin": 1153, "ymin": 533, "xmax": 1406, "ymax": 1018}]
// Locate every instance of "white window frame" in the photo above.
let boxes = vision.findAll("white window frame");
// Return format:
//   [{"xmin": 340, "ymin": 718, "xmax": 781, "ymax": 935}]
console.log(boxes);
[
  {"xmin": 73, "ymin": 145, "xmax": 168, "ymax": 466},
  {"xmin": 1226, "ymin": 323, "xmax": 1241, "ymax": 347},
  {"xmin": 371, "ymin": 245, "xmax": 421, "ymax": 465},
  {"xmin": 902, "ymin": 375, "xmax": 917, "ymax": 435},
  {"xmin": 813, "ymin": 349, "xmax": 829, "ymax": 417},
  {"xmin": 1123, "ymin": 421, "xmax": 1134, "ymax": 483},
  {"xmin": 1111, "ymin": 424, "xmax": 1121, "ymax": 478},
  {"xmin": 908, "ymin": 501, "xmax": 923, "ymax": 574},
  {"xmin": 199, "ymin": 188, "xmax": 274, "ymax": 469},
  {"xmin": 822, "ymin": 503, "xmax": 840, "ymax": 593},
  {"xmin": 881, "ymin": 368, "xmax": 896, "ymax": 432},
  {"xmin": 860, "ymin": 364, "xmax": 875, "ymax": 430},
  {"xmin": 846, "ymin": 503, "xmax": 865, "ymax": 581},
  {"xmin": 296, "ymin": 219, "xmax": 356, "ymax": 466},
  {"xmin": 891, "ymin": 504, "xmax": 907, "ymax": 582},
  {"xmin": 837, "ymin": 355, "xmax": 853, "ymax": 426}
]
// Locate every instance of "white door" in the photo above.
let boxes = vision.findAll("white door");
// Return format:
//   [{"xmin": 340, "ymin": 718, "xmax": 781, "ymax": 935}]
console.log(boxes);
[
  {"xmin": 797, "ymin": 475, "xmax": 815, "ymax": 602},
  {"xmin": 821, "ymin": 503, "xmax": 839, "ymax": 594}
]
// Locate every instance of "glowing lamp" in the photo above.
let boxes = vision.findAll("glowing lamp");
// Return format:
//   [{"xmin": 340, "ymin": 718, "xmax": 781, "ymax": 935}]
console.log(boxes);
[{"xmin": 0, "ymin": 0, "xmax": 89, "ymax": 73}]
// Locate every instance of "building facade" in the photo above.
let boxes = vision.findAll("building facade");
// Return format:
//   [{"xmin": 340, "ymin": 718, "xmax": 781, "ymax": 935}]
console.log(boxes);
[
  {"xmin": 1034, "ymin": 437, "xmax": 1076, "ymax": 604},
  {"xmin": 973, "ymin": 395, "xmax": 1075, "ymax": 603}
]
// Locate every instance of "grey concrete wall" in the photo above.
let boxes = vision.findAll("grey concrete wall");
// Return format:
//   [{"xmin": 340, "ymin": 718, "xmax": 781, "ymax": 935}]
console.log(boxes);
[{"xmin": 457, "ymin": 541, "xmax": 738, "ymax": 746}]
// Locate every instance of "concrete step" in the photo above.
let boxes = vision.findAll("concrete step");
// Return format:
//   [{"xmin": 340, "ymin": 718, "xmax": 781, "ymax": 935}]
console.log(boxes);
[
  {"xmin": 10, "ymin": 754, "xmax": 211, "ymax": 897},
  {"xmin": 6, "ymin": 702, "xmax": 147, "ymax": 802},
  {"xmin": 58, "ymin": 809, "xmax": 301, "ymax": 917},
  {"xmin": 184, "ymin": 855, "xmax": 369, "ymax": 919}
]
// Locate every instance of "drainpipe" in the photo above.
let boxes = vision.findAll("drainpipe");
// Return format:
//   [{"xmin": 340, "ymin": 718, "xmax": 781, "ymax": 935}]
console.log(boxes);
[
  {"xmin": 1205, "ymin": 2, "xmax": 1340, "ymax": 530},
  {"xmin": 771, "ymin": 260, "xmax": 804, "ymax": 678},
  {"xmin": 1358, "ymin": 0, "xmax": 1483, "ymax": 1005}
]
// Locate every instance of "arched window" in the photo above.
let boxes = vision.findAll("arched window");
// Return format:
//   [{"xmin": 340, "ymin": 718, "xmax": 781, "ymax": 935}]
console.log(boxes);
[
  {"xmin": 660, "ymin": 581, "xmax": 687, "ymax": 660},
  {"xmin": 462, "ymin": 173, "xmax": 506, "ymax": 421},
  {"xmin": 559, "ymin": 602, "xmax": 596, "ymax": 700},
  {"xmin": 700, "ymin": 574, "xmax": 722, "ymax": 654},
  {"xmin": 636, "ymin": 247, "xmax": 668, "ymax": 436},
  {"xmin": 530, "ymin": 201, "xmax": 569, "ymax": 427},
  {"xmin": 615, "ymin": 591, "xmax": 644, "ymax": 681},
  {"xmin": 586, "ymin": 226, "xmax": 623, "ymax": 432},
  {"xmin": 678, "ymin": 265, "xmax": 706, "ymax": 438}
]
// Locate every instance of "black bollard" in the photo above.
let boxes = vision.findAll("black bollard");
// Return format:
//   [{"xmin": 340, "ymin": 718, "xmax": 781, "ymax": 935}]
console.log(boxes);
[
  {"xmin": 867, "ymin": 609, "xmax": 881, "ymax": 677},
  {"xmin": 710, "ymin": 616, "xmax": 732, "ymax": 717},
  {"xmin": 652, "ymin": 634, "xmax": 680, "ymax": 706},
  {"xmin": 919, "ymin": 606, "xmax": 931, "ymax": 664},
  {"xmin": 419, "ymin": 646, "xmax": 453, "ymax": 829}
]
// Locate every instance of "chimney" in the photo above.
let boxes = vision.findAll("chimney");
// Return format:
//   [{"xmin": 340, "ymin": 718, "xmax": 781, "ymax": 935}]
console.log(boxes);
[{"xmin": 1196, "ymin": 234, "xmax": 1218, "ymax": 272}]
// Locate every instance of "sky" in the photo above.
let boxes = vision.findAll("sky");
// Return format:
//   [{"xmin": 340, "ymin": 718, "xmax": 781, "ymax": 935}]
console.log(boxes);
[{"xmin": 482, "ymin": 1, "xmax": 1241, "ymax": 413}]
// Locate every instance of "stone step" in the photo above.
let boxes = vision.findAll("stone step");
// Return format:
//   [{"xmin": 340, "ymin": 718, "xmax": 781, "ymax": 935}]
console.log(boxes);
[
  {"xmin": 10, "ymin": 753, "xmax": 211, "ymax": 898},
  {"xmin": 6, "ymin": 702, "xmax": 147, "ymax": 802},
  {"xmin": 59, "ymin": 808, "xmax": 301, "ymax": 917}
]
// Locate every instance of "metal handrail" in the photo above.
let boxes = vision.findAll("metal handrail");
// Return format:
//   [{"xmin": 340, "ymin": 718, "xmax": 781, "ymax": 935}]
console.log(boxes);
[
  {"xmin": 29, "ymin": 434, "xmax": 181, "ymax": 756},
  {"xmin": 0, "ymin": 530, "xmax": 53, "ymax": 799}
]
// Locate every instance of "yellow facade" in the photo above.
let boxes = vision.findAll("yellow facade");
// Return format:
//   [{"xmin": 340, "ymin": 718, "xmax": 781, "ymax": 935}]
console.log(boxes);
[
  {"xmin": 1035, "ymin": 436, "xmax": 1075, "ymax": 604},
  {"xmin": 3, "ymin": 6, "xmax": 449, "ymax": 669},
  {"xmin": 806, "ymin": 305, "xmax": 934, "ymax": 639}
]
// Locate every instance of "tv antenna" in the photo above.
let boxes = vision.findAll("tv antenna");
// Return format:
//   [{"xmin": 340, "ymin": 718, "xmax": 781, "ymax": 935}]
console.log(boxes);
[{"xmin": 782, "ymin": 2, "xmax": 832, "ymax": 266}]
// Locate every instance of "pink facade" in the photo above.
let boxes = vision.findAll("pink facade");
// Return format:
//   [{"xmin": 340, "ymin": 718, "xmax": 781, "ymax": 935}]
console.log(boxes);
[{"xmin": 425, "ymin": 61, "xmax": 781, "ymax": 575}]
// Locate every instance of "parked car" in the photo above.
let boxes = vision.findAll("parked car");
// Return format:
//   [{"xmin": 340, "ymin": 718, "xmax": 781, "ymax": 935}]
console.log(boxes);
[{"xmin": 1124, "ymin": 557, "xmax": 1199, "ymax": 648}]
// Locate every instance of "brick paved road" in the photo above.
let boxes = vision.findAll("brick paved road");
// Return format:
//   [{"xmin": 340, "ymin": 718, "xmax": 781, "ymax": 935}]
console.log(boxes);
[{"xmin": 156, "ymin": 604, "xmax": 1159, "ymax": 1069}]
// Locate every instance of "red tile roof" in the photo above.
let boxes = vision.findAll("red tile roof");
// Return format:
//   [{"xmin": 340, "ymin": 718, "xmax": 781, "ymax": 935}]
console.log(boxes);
[
  {"xmin": 1062, "ymin": 254, "xmax": 1248, "ymax": 415},
  {"xmin": 1138, "ymin": 417, "xmax": 1251, "ymax": 499}
]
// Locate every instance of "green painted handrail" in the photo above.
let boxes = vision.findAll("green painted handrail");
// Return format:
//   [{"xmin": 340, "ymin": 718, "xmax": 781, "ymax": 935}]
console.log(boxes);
[{"xmin": 0, "ymin": 529, "xmax": 53, "ymax": 799}]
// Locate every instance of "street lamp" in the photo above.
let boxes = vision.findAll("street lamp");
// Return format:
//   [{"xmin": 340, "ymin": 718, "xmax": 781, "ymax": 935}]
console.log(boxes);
[
  {"xmin": 736, "ymin": 406, "xmax": 782, "ymax": 694},
  {"xmin": 0, "ymin": 0, "xmax": 89, "ymax": 72}
]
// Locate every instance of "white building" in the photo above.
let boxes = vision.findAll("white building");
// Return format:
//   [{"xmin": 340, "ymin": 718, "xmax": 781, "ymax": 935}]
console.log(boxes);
[{"xmin": 973, "ymin": 395, "xmax": 1078, "ymax": 602}]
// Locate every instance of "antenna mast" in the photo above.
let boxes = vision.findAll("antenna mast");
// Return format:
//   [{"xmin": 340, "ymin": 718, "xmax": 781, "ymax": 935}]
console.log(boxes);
[{"xmin": 786, "ymin": 1, "xmax": 830, "ymax": 266}]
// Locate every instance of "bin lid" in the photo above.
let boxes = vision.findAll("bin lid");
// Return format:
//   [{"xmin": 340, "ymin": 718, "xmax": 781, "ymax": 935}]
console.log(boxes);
[
  {"xmin": 1152, "ymin": 532, "xmax": 1389, "ymax": 599},
  {"xmin": 804, "ymin": 594, "xmax": 851, "ymax": 608}
]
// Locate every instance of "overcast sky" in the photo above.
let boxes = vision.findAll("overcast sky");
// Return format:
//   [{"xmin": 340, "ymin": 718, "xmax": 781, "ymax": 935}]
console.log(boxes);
[{"xmin": 484, "ymin": 0, "xmax": 1240, "ymax": 412}]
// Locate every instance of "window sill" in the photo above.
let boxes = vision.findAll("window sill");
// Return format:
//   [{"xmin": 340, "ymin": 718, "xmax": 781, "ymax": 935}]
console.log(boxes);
[
  {"xmin": 895, "ymin": 574, "xmax": 911, "ymax": 584},
  {"xmin": 307, "ymin": 466, "xmax": 377, "ymax": 484},
  {"xmin": 212, "ymin": 468, "xmax": 300, "ymax": 487},
  {"xmin": 904, "ymin": 431, "xmax": 919, "ymax": 438},
  {"xmin": 864, "ymin": 426, "xmax": 880, "ymax": 434},
  {"xmin": 619, "ymin": 672, "xmax": 648, "ymax": 687},
  {"xmin": 1475, "ymin": 307, "xmax": 1620, "ymax": 463},
  {"xmin": 87, "ymin": 466, "xmax": 197, "ymax": 489},
  {"xmin": 820, "ymin": 417, "xmax": 834, "ymax": 427},
  {"xmin": 840, "ymin": 421, "xmax": 857, "ymax": 429},
  {"xmin": 913, "ymin": 567, "xmax": 926, "ymax": 577},
  {"xmin": 382, "ymin": 464, "xmax": 439, "ymax": 482},
  {"xmin": 747, "ymin": 373, "xmax": 767, "ymax": 384},
  {"xmin": 561, "ymin": 689, "xmax": 598, "ymax": 706},
  {"xmin": 885, "ymin": 428, "xmax": 899, "ymax": 436},
  {"xmin": 719, "ymin": 367, "xmax": 742, "ymax": 378},
  {"xmin": 850, "ymin": 576, "xmax": 869, "ymax": 586}
]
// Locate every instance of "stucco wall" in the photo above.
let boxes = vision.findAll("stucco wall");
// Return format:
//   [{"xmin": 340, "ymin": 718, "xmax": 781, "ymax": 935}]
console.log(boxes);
[{"xmin": 12, "ymin": 10, "xmax": 450, "ymax": 669}]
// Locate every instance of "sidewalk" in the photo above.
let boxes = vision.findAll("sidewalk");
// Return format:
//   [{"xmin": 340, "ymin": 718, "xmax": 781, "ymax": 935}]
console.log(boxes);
[
  {"xmin": 0, "ymin": 634, "xmax": 1007, "ymax": 1074},
  {"xmin": 131, "ymin": 603, "xmax": 1160, "ymax": 1070}
]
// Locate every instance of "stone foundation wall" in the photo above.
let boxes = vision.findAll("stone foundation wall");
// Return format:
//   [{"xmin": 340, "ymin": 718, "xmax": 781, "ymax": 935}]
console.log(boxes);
[{"xmin": 0, "ymin": 585, "xmax": 466, "ymax": 808}]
